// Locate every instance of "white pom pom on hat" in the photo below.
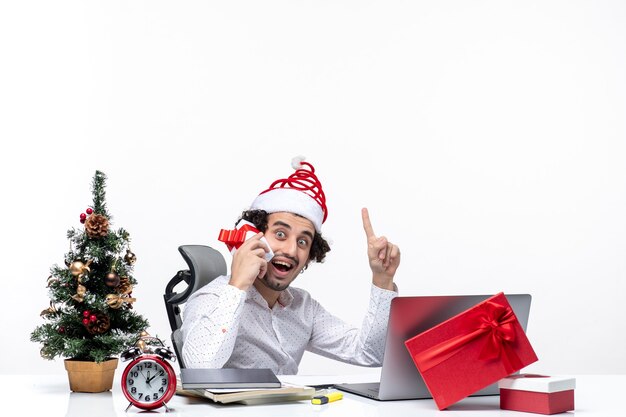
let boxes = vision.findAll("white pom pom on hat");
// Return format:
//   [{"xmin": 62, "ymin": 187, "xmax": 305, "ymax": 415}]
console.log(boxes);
[
  {"xmin": 291, "ymin": 155, "xmax": 306, "ymax": 169},
  {"xmin": 250, "ymin": 156, "xmax": 327, "ymax": 233}
]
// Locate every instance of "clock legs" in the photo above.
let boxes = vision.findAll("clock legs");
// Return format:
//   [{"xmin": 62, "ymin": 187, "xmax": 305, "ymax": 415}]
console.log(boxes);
[{"xmin": 124, "ymin": 401, "xmax": 172, "ymax": 413}]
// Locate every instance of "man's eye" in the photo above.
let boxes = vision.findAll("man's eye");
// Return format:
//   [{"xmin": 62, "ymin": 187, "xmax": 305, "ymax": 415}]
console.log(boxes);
[
  {"xmin": 276, "ymin": 231, "xmax": 286, "ymax": 238},
  {"xmin": 298, "ymin": 239, "xmax": 309, "ymax": 247}
]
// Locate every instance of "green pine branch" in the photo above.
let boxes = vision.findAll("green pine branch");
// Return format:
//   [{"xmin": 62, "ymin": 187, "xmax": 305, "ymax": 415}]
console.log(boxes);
[{"xmin": 91, "ymin": 170, "xmax": 108, "ymax": 217}]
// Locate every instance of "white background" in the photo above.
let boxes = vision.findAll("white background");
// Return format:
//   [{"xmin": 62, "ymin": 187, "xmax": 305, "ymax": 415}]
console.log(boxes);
[{"xmin": 1, "ymin": 1, "xmax": 624, "ymax": 376}]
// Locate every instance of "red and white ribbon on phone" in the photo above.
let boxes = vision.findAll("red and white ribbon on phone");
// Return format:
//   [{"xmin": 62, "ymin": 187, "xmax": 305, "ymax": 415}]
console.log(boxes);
[{"xmin": 217, "ymin": 220, "xmax": 274, "ymax": 261}]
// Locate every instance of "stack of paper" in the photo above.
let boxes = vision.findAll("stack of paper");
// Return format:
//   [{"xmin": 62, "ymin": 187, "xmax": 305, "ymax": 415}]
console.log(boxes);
[{"xmin": 176, "ymin": 379, "xmax": 315, "ymax": 405}]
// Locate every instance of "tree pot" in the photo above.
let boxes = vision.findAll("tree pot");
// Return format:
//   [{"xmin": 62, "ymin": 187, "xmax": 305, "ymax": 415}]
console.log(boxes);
[{"xmin": 64, "ymin": 358, "xmax": 118, "ymax": 393}]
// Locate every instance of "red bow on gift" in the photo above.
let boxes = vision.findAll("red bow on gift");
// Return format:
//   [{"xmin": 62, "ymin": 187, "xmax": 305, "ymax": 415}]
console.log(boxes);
[
  {"xmin": 413, "ymin": 300, "xmax": 523, "ymax": 375},
  {"xmin": 217, "ymin": 223, "xmax": 260, "ymax": 252}
]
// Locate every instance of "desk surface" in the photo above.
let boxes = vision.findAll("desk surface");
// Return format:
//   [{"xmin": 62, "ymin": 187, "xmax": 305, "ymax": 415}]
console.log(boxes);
[{"xmin": 2, "ymin": 373, "xmax": 622, "ymax": 416}]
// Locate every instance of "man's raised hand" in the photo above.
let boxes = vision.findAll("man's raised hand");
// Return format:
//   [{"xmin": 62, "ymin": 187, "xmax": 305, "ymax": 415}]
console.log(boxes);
[{"xmin": 362, "ymin": 207, "xmax": 400, "ymax": 291}]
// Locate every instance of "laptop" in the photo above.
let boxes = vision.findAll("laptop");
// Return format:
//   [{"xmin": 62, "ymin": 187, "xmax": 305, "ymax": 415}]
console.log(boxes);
[{"xmin": 335, "ymin": 294, "xmax": 532, "ymax": 401}]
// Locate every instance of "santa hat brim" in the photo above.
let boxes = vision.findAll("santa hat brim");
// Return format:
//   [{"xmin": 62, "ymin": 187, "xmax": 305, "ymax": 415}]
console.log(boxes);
[{"xmin": 250, "ymin": 188, "xmax": 324, "ymax": 233}]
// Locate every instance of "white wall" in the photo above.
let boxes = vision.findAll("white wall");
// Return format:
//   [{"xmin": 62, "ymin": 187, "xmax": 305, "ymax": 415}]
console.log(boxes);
[{"xmin": 1, "ymin": 1, "xmax": 624, "ymax": 375}]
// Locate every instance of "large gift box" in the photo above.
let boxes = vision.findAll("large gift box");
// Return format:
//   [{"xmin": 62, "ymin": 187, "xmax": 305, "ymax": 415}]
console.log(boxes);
[
  {"xmin": 404, "ymin": 292, "xmax": 538, "ymax": 410},
  {"xmin": 499, "ymin": 374, "xmax": 576, "ymax": 415}
]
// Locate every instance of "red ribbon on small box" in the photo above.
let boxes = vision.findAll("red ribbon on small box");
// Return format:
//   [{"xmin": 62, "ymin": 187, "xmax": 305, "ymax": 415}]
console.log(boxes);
[
  {"xmin": 412, "ymin": 300, "xmax": 523, "ymax": 375},
  {"xmin": 217, "ymin": 224, "xmax": 260, "ymax": 252}
]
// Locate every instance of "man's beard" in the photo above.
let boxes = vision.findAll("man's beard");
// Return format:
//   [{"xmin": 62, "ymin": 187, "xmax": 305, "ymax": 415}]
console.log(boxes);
[{"xmin": 258, "ymin": 274, "xmax": 292, "ymax": 291}]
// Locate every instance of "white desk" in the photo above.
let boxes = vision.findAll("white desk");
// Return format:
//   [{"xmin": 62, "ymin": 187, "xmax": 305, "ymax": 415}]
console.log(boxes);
[{"xmin": 2, "ymin": 374, "xmax": 622, "ymax": 416}]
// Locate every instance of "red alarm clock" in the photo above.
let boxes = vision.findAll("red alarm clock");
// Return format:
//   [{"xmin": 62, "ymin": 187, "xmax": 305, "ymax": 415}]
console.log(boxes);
[{"xmin": 121, "ymin": 334, "xmax": 177, "ymax": 411}]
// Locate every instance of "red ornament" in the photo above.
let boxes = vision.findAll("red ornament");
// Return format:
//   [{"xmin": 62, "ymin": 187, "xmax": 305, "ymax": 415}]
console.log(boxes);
[
  {"xmin": 82, "ymin": 310, "xmax": 90, "ymax": 317},
  {"xmin": 82, "ymin": 318, "xmax": 89, "ymax": 325},
  {"xmin": 90, "ymin": 314, "xmax": 97, "ymax": 322},
  {"xmin": 80, "ymin": 218, "xmax": 86, "ymax": 224},
  {"xmin": 58, "ymin": 326, "xmax": 65, "ymax": 334},
  {"xmin": 80, "ymin": 213, "xmax": 87, "ymax": 221},
  {"xmin": 86, "ymin": 208, "xmax": 93, "ymax": 214}
]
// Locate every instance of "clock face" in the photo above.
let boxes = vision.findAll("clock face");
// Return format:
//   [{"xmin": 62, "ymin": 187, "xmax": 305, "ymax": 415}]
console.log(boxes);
[{"xmin": 121, "ymin": 355, "xmax": 176, "ymax": 410}]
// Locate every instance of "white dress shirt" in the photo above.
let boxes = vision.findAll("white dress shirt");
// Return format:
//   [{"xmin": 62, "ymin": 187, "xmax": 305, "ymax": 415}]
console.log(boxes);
[{"xmin": 181, "ymin": 275, "xmax": 398, "ymax": 374}]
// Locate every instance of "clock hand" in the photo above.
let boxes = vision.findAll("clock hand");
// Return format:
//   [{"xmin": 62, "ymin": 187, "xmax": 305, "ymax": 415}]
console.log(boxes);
[{"xmin": 139, "ymin": 369, "xmax": 148, "ymax": 381}]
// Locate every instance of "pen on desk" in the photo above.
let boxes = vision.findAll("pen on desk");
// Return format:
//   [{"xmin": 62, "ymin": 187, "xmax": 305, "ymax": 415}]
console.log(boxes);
[{"xmin": 311, "ymin": 391, "xmax": 343, "ymax": 405}]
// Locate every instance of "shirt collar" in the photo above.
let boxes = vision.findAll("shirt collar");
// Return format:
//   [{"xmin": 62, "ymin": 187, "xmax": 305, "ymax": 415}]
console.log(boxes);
[
  {"xmin": 277, "ymin": 288, "xmax": 294, "ymax": 307},
  {"xmin": 247, "ymin": 283, "xmax": 294, "ymax": 308}
]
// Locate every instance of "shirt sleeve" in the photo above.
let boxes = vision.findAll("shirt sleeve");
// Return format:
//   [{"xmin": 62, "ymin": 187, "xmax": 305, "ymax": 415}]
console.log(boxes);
[
  {"xmin": 180, "ymin": 281, "xmax": 246, "ymax": 368},
  {"xmin": 306, "ymin": 284, "xmax": 398, "ymax": 366}
]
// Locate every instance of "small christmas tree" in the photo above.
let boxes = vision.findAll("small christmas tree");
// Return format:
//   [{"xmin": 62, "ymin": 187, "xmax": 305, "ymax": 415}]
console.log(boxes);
[{"xmin": 31, "ymin": 171, "xmax": 149, "ymax": 363}]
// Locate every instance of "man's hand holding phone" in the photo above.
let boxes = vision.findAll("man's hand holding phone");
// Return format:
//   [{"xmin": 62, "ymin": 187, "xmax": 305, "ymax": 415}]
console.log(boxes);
[{"xmin": 229, "ymin": 232, "xmax": 272, "ymax": 291}]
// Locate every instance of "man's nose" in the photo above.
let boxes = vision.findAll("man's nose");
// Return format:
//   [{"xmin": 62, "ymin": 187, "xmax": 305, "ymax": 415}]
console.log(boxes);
[{"xmin": 280, "ymin": 238, "xmax": 298, "ymax": 257}]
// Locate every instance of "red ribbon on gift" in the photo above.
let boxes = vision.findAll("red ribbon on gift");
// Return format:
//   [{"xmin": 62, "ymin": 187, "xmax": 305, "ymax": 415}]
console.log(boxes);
[
  {"xmin": 218, "ymin": 224, "xmax": 260, "ymax": 251},
  {"xmin": 412, "ymin": 300, "xmax": 523, "ymax": 375}
]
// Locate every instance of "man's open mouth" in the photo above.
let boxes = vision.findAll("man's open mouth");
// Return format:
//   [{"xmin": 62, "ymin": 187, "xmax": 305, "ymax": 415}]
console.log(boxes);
[{"xmin": 271, "ymin": 260, "xmax": 293, "ymax": 273}]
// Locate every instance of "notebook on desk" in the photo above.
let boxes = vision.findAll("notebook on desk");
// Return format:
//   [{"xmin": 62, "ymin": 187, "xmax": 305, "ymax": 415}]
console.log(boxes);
[
  {"xmin": 335, "ymin": 293, "xmax": 533, "ymax": 401},
  {"xmin": 180, "ymin": 368, "xmax": 282, "ymax": 389}
]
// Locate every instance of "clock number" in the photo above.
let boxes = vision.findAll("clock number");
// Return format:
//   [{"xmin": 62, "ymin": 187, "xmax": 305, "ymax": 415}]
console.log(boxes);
[{"xmin": 162, "ymin": 378, "xmax": 167, "ymax": 385}]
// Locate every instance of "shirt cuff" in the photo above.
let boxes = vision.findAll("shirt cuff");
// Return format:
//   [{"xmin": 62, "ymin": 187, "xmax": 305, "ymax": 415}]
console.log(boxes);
[
  {"xmin": 370, "ymin": 282, "xmax": 398, "ymax": 302},
  {"xmin": 220, "ymin": 283, "xmax": 246, "ymax": 312},
  {"xmin": 224, "ymin": 282, "xmax": 247, "ymax": 297}
]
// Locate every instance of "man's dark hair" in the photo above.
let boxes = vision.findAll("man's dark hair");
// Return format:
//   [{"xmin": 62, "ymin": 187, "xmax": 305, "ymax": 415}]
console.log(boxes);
[{"xmin": 238, "ymin": 209, "xmax": 331, "ymax": 266}]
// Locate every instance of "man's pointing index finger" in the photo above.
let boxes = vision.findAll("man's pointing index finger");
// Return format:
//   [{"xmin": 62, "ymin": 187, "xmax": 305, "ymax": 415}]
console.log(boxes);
[{"xmin": 361, "ymin": 207, "xmax": 376, "ymax": 239}]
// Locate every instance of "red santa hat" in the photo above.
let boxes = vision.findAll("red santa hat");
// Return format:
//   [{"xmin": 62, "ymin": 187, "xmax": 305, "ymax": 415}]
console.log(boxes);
[{"xmin": 250, "ymin": 156, "xmax": 328, "ymax": 233}]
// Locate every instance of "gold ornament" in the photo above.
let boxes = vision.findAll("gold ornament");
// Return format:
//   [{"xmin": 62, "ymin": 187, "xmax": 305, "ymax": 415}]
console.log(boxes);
[
  {"xmin": 124, "ymin": 249, "xmax": 137, "ymax": 265},
  {"xmin": 69, "ymin": 259, "xmax": 92, "ymax": 277},
  {"xmin": 46, "ymin": 275, "xmax": 58, "ymax": 287},
  {"xmin": 137, "ymin": 339, "xmax": 146, "ymax": 352},
  {"xmin": 40, "ymin": 301, "xmax": 57, "ymax": 317},
  {"xmin": 71, "ymin": 282, "xmax": 87, "ymax": 302},
  {"xmin": 69, "ymin": 260, "xmax": 91, "ymax": 301},
  {"xmin": 106, "ymin": 293, "xmax": 136, "ymax": 309},
  {"xmin": 136, "ymin": 331, "xmax": 151, "ymax": 351}
]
